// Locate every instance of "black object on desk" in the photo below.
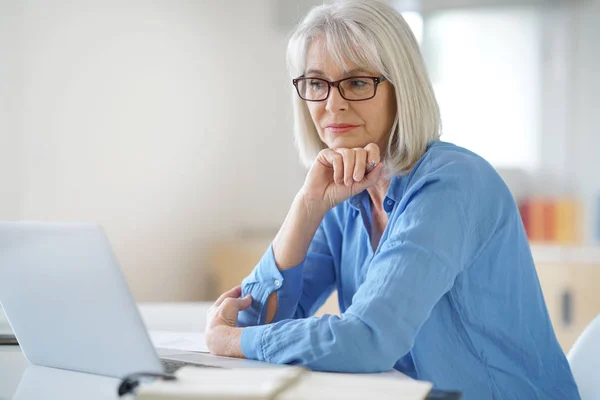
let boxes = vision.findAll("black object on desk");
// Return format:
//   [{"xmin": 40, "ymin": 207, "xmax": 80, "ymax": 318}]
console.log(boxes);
[
  {"xmin": 427, "ymin": 389, "xmax": 462, "ymax": 400},
  {"xmin": 0, "ymin": 334, "xmax": 18, "ymax": 345},
  {"xmin": 118, "ymin": 372, "xmax": 176, "ymax": 396}
]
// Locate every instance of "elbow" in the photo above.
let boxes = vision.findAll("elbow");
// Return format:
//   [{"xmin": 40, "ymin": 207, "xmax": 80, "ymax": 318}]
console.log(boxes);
[
  {"xmin": 340, "ymin": 346, "xmax": 398, "ymax": 374},
  {"xmin": 309, "ymin": 317, "xmax": 402, "ymax": 373}
]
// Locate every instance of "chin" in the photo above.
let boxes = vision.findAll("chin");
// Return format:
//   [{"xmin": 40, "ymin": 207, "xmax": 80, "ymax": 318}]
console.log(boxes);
[{"xmin": 328, "ymin": 137, "xmax": 367, "ymax": 150}]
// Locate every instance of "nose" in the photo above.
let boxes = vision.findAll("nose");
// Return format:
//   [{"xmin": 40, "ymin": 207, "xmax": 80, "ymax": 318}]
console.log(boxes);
[{"xmin": 325, "ymin": 85, "xmax": 348, "ymax": 114}]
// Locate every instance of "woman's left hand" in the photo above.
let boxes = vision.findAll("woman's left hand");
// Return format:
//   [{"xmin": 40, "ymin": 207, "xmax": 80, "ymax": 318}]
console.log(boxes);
[{"xmin": 205, "ymin": 285, "xmax": 252, "ymax": 358}]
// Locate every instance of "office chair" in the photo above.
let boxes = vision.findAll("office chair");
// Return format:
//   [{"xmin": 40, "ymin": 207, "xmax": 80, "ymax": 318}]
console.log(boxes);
[{"xmin": 568, "ymin": 314, "xmax": 600, "ymax": 399}]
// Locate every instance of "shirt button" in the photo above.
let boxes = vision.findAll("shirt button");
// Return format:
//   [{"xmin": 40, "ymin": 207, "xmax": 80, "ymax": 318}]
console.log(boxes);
[
  {"xmin": 386, "ymin": 199, "xmax": 394, "ymax": 206},
  {"xmin": 274, "ymin": 279, "xmax": 281, "ymax": 287}
]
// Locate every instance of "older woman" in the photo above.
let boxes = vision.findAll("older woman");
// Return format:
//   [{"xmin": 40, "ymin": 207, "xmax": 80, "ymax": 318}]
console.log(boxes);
[{"xmin": 204, "ymin": 1, "xmax": 580, "ymax": 398}]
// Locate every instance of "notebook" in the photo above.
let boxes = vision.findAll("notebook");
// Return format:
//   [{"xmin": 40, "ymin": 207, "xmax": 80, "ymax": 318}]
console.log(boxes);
[{"xmin": 135, "ymin": 365, "xmax": 306, "ymax": 400}]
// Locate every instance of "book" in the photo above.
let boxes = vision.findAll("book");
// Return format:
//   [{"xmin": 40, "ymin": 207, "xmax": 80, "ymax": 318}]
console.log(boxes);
[{"xmin": 135, "ymin": 365, "xmax": 306, "ymax": 400}]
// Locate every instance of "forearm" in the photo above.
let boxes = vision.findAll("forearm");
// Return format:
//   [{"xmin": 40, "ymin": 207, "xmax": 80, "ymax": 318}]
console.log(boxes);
[
  {"xmin": 241, "ymin": 313, "xmax": 398, "ymax": 373},
  {"xmin": 272, "ymin": 194, "xmax": 328, "ymax": 270},
  {"xmin": 264, "ymin": 195, "xmax": 327, "ymax": 323}
]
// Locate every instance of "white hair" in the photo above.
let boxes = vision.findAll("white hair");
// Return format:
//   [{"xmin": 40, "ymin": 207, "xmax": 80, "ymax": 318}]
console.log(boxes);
[{"xmin": 286, "ymin": 0, "xmax": 441, "ymax": 174}]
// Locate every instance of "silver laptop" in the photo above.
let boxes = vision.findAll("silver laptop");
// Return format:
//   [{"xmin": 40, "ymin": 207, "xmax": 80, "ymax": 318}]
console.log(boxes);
[{"xmin": 0, "ymin": 222, "xmax": 279, "ymax": 378}]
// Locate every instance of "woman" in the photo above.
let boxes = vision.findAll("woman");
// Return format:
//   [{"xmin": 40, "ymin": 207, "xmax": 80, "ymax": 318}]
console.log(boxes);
[{"xmin": 205, "ymin": 1, "xmax": 580, "ymax": 398}]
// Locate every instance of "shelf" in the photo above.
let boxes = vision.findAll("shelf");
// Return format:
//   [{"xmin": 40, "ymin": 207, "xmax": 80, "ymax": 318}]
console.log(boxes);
[{"xmin": 530, "ymin": 244, "xmax": 600, "ymax": 265}]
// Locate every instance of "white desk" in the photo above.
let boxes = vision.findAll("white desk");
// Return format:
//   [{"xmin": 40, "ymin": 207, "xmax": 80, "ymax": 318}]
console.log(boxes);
[{"xmin": 0, "ymin": 302, "xmax": 212, "ymax": 400}]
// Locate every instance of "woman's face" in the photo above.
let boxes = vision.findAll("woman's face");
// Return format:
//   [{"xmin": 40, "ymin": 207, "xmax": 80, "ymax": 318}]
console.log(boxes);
[{"xmin": 304, "ymin": 40, "xmax": 397, "ymax": 152}]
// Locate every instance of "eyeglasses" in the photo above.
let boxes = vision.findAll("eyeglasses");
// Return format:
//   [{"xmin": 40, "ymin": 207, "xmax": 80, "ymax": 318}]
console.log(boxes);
[{"xmin": 292, "ymin": 76, "xmax": 388, "ymax": 102}]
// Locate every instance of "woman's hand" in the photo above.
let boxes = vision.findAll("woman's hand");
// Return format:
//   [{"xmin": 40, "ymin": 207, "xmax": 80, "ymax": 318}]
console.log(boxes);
[
  {"xmin": 300, "ymin": 143, "xmax": 385, "ymax": 212},
  {"xmin": 205, "ymin": 286, "xmax": 252, "ymax": 358}
]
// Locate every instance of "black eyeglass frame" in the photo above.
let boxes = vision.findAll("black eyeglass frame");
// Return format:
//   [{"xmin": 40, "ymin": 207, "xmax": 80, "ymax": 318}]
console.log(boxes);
[{"xmin": 292, "ymin": 75, "xmax": 388, "ymax": 102}]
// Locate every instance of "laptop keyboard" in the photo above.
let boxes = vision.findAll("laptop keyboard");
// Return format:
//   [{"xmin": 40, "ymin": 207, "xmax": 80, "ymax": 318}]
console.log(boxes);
[{"xmin": 160, "ymin": 359, "xmax": 224, "ymax": 374}]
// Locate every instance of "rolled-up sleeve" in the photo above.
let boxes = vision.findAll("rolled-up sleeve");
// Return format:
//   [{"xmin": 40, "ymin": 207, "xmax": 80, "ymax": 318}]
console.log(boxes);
[
  {"xmin": 237, "ymin": 221, "xmax": 337, "ymax": 328},
  {"xmin": 236, "ymin": 244, "xmax": 304, "ymax": 327},
  {"xmin": 240, "ymin": 165, "xmax": 494, "ymax": 372}
]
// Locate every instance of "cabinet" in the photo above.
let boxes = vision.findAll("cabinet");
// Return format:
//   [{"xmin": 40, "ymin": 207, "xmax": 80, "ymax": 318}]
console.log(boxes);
[{"xmin": 532, "ymin": 245, "xmax": 600, "ymax": 352}]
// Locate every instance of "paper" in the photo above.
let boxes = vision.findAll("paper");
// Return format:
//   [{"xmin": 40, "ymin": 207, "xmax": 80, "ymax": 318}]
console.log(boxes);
[
  {"xmin": 149, "ymin": 331, "xmax": 209, "ymax": 353},
  {"xmin": 0, "ymin": 307, "xmax": 12, "ymax": 335}
]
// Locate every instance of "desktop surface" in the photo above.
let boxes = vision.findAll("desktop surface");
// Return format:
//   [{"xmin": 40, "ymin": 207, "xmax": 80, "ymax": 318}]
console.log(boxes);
[{"xmin": 0, "ymin": 346, "xmax": 128, "ymax": 400}]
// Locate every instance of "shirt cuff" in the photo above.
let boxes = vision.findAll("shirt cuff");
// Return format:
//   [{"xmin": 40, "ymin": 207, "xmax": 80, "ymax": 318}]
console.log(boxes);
[
  {"xmin": 273, "ymin": 263, "xmax": 304, "ymax": 321},
  {"xmin": 241, "ymin": 325, "xmax": 268, "ymax": 361},
  {"xmin": 240, "ymin": 244, "xmax": 305, "ymax": 325}
]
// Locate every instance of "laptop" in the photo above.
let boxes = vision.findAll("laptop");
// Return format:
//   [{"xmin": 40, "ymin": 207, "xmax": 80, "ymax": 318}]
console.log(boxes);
[{"xmin": 0, "ymin": 222, "xmax": 282, "ymax": 378}]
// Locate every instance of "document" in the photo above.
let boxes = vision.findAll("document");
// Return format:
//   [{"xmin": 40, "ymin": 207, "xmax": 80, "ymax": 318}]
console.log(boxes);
[{"xmin": 149, "ymin": 331, "xmax": 209, "ymax": 353}]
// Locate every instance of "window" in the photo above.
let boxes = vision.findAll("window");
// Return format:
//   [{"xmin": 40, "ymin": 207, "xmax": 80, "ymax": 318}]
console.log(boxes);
[{"xmin": 403, "ymin": 7, "xmax": 543, "ymax": 170}]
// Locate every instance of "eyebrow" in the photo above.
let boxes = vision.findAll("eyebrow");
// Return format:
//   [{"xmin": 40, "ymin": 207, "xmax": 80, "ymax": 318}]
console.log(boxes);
[{"xmin": 304, "ymin": 68, "xmax": 375, "ymax": 78}]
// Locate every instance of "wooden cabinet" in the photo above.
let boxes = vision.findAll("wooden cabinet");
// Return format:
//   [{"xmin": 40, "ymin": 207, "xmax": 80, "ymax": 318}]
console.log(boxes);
[{"xmin": 535, "ymin": 262, "xmax": 600, "ymax": 352}]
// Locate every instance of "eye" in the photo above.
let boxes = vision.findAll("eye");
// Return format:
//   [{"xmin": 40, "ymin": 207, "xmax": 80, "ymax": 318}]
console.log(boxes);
[
  {"xmin": 308, "ymin": 79, "xmax": 325, "ymax": 90},
  {"xmin": 349, "ymin": 79, "xmax": 370, "ymax": 88}
]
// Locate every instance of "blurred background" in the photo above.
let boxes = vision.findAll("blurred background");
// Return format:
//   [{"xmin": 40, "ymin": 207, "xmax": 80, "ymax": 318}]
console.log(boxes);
[{"xmin": 0, "ymin": 0, "xmax": 598, "ymax": 352}]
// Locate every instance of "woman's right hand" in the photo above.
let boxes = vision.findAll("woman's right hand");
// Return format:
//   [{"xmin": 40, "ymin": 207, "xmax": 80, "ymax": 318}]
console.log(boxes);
[{"xmin": 299, "ymin": 143, "xmax": 385, "ymax": 213}]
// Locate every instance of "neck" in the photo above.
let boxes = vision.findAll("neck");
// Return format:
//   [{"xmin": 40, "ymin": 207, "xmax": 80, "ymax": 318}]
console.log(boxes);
[{"xmin": 367, "ymin": 176, "xmax": 391, "ymax": 211}]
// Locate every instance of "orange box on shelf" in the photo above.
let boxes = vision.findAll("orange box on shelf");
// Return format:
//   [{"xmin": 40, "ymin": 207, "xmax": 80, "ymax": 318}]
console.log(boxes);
[{"xmin": 520, "ymin": 197, "xmax": 583, "ymax": 245}]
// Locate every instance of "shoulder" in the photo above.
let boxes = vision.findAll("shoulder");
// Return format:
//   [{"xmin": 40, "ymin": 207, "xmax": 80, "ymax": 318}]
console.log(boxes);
[
  {"xmin": 413, "ymin": 141, "xmax": 503, "ymax": 189},
  {"xmin": 406, "ymin": 141, "xmax": 513, "ymax": 206},
  {"xmin": 395, "ymin": 141, "xmax": 519, "ymax": 238}
]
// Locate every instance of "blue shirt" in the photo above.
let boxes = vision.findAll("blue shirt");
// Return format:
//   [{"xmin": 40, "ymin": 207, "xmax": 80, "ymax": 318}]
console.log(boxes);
[{"xmin": 237, "ymin": 141, "xmax": 580, "ymax": 400}]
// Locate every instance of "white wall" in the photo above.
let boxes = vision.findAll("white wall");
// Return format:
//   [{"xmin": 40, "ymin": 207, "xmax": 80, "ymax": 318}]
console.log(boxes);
[
  {"xmin": 570, "ymin": 0, "xmax": 600, "ymax": 243},
  {"xmin": 0, "ymin": 1, "xmax": 24, "ymax": 220},
  {"xmin": 4, "ymin": 0, "xmax": 307, "ymax": 301}
]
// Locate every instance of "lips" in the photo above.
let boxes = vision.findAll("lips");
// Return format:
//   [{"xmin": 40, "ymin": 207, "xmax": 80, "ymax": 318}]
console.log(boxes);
[{"xmin": 325, "ymin": 124, "xmax": 360, "ymax": 134}]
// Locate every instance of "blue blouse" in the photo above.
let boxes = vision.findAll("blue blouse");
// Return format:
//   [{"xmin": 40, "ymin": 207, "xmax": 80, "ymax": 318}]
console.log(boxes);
[{"xmin": 237, "ymin": 141, "xmax": 580, "ymax": 399}]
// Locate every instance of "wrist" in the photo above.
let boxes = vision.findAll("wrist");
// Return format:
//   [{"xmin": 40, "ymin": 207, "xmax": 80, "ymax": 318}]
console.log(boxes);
[
  {"xmin": 206, "ymin": 326, "xmax": 245, "ymax": 359},
  {"xmin": 294, "ymin": 191, "xmax": 329, "ymax": 219}
]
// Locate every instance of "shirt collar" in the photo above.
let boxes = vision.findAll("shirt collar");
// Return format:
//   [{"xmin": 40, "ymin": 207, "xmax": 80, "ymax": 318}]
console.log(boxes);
[{"xmin": 347, "ymin": 174, "xmax": 406, "ymax": 212}]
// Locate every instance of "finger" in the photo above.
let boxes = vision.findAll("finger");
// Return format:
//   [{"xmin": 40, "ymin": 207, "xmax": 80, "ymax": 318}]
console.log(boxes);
[
  {"xmin": 335, "ymin": 149, "xmax": 355, "ymax": 186},
  {"xmin": 215, "ymin": 285, "xmax": 242, "ymax": 306},
  {"xmin": 364, "ymin": 143, "xmax": 381, "ymax": 171},
  {"xmin": 364, "ymin": 163, "xmax": 385, "ymax": 184},
  {"xmin": 319, "ymin": 149, "xmax": 344, "ymax": 184},
  {"xmin": 238, "ymin": 295, "xmax": 252, "ymax": 310},
  {"xmin": 353, "ymin": 163, "xmax": 384, "ymax": 192},
  {"xmin": 219, "ymin": 295, "xmax": 252, "ymax": 326},
  {"xmin": 352, "ymin": 148, "xmax": 367, "ymax": 182}
]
